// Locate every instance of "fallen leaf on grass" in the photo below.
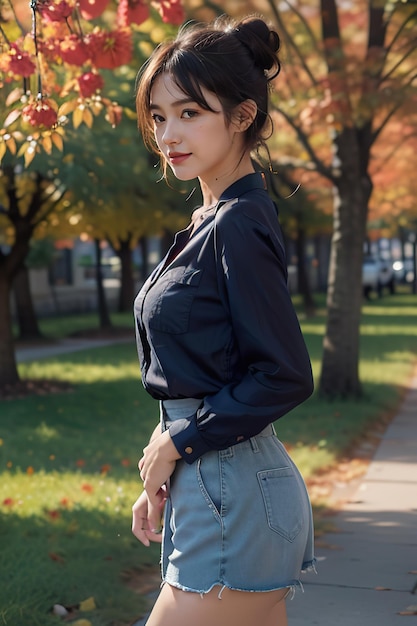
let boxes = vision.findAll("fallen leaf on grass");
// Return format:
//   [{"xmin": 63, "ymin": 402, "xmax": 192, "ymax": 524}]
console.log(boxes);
[
  {"xmin": 81, "ymin": 483, "xmax": 94, "ymax": 493},
  {"xmin": 79, "ymin": 597, "xmax": 96, "ymax": 611}
]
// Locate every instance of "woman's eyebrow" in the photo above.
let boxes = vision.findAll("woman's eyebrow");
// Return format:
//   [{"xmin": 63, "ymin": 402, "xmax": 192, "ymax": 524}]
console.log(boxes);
[{"xmin": 150, "ymin": 97, "xmax": 197, "ymax": 111}]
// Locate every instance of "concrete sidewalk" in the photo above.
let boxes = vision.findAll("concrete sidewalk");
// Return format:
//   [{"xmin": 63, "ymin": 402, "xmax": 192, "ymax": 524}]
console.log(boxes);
[
  {"xmin": 15, "ymin": 336, "xmax": 131, "ymax": 362},
  {"xmin": 133, "ymin": 374, "xmax": 417, "ymax": 626},
  {"xmin": 287, "ymin": 372, "xmax": 417, "ymax": 625}
]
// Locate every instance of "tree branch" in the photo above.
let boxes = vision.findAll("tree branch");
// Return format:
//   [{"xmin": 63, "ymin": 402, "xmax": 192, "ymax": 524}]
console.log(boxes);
[
  {"xmin": 265, "ymin": 0, "xmax": 319, "ymax": 87},
  {"xmin": 274, "ymin": 106, "xmax": 334, "ymax": 182}
]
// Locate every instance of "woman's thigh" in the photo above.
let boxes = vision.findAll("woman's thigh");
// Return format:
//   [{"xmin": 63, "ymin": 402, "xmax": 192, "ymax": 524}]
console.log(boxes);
[{"xmin": 145, "ymin": 583, "xmax": 288, "ymax": 626}]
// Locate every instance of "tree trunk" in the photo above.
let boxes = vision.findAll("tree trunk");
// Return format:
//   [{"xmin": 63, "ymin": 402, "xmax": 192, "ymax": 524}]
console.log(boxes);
[
  {"xmin": 319, "ymin": 128, "xmax": 371, "ymax": 397},
  {"xmin": 117, "ymin": 240, "xmax": 134, "ymax": 312},
  {"xmin": 295, "ymin": 220, "xmax": 316, "ymax": 316},
  {"xmin": 140, "ymin": 235, "xmax": 149, "ymax": 282},
  {"xmin": 13, "ymin": 265, "xmax": 43, "ymax": 340},
  {"xmin": 0, "ymin": 272, "xmax": 20, "ymax": 386},
  {"xmin": 94, "ymin": 239, "xmax": 113, "ymax": 330}
]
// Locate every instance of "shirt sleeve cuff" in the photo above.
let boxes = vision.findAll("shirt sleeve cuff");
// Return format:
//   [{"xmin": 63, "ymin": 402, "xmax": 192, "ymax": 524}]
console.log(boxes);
[{"xmin": 168, "ymin": 416, "xmax": 212, "ymax": 464}]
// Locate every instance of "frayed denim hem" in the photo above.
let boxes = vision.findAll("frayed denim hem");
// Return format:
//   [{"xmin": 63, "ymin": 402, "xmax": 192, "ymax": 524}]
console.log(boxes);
[{"xmin": 160, "ymin": 578, "xmax": 309, "ymax": 600}]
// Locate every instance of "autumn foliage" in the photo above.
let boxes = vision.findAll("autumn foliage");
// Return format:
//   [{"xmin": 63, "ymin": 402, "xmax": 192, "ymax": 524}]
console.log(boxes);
[{"xmin": 0, "ymin": 0, "xmax": 184, "ymax": 165}]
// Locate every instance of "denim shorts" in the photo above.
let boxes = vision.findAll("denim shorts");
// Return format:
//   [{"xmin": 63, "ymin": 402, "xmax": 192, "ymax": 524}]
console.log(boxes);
[{"xmin": 160, "ymin": 398, "xmax": 315, "ymax": 596}]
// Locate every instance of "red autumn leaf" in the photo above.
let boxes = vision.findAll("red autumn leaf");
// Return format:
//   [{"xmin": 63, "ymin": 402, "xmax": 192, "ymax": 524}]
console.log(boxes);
[
  {"xmin": 26, "ymin": 466, "xmax": 35, "ymax": 476},
  {"xmin": 47, "ymin": 509, "xmax": 61, "ymax": 519},
  {"xmin": 2, "ymin": 498, "xmax": 14, "ymax": 506},
  {"xmin": 60, "ymin": 497, "xmax": 71, "ymax": 507},
  {"xmin": 100, "ymin": 464, "xmax": 111, "ymax": 474},
  {"xmin": 76, "ymin": 459, "xmax": 86, "ymax": 467},
  {"xmin": 81, "ymin": 483, "xmax": 94, "ymax": 493}
]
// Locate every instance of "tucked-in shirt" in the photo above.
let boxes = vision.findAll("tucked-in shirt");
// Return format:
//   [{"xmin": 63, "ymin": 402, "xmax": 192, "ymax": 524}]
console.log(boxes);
[{"xmin": 134, "ymin": 173, "xmax": 313, "ymax": 463}]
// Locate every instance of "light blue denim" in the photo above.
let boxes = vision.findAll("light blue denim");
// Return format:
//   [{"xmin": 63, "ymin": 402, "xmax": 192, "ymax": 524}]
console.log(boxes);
[{"xmin": 160, "ymin": 398, "xmax": 316, "ymax": 596}]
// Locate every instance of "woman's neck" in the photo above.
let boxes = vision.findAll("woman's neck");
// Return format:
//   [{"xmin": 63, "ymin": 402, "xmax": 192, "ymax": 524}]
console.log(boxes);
[{"xmin": 199, "ymin": 156, "xmax": 255, "ymax": 208}]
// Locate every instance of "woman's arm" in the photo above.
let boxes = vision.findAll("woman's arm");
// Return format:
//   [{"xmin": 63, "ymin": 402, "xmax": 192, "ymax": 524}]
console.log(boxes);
[{"xmin": 134, "ymin": 422, "xmax": 181, "ymax": 538}]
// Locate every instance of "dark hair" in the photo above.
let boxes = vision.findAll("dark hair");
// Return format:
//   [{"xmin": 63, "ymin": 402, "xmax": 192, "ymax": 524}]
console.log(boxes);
[{"xmin": 136, "ymin": 15, "xmax": 281, "ymax": 158}]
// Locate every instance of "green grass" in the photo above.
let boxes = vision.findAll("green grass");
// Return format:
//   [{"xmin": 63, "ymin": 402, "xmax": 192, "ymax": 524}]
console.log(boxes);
[{"xmin": 2, "ymin": 293, "xmax": 417, "ymax": 625}]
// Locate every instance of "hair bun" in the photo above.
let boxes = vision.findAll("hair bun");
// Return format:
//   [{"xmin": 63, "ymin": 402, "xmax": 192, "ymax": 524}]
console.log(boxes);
[{"xmin": 234, "ymin": 17, "xmax": 281, "ymax": 78}]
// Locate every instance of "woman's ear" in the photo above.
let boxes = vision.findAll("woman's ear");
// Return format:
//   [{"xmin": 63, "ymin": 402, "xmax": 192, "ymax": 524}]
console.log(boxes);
[{"xmin": 233, "ymin": 99, "xmax": 257, "ymax": 132}]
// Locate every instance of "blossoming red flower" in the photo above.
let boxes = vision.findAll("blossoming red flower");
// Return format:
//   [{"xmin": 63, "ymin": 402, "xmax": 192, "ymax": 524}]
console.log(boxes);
[
  {"xmin": 158, "ymin": 0, "xmax": 184, "ymax": 25},
  {"xmin": 117, "ymin": 0, "xmax": 149, "ymax": 27},
  {"xmin": 78, "ymin": 0, "xmax": 109, "ymax": 20},
  {"xmin": 89, "ymin": 28, "xmax": 132, "ymax": 69},
  {"xmin": 78, "ymin": 71, "xmax": 104, "ymax": 98},
  {"xmin": 22, "ymin": 99, "xmax": 58, "ymax": 129},
  {"xmin": 1, "ymin": 44, "xmax": 36, "ymax": 78},
  {"xmin": 59, "ymin": 34, "xmax": 90, "ymax": 66},
  {"xmin": 37, "ymin": 0, "xmax": 75, "ymax": 22}
]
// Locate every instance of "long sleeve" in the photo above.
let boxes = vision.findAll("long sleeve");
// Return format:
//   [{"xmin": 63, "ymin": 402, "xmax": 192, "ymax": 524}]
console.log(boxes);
[{"xmin": 170, "ymin": 195, "xmax": 313, "ymax": 463}]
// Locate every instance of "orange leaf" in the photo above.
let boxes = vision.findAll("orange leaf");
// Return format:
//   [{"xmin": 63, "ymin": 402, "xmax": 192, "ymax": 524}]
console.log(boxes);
[
  {"xmin": 49, "ymin": 552, "xmax": 65, "ymax": 563},
  {"xmin": 81, "ymin": 483, "xmax": 94, "ymax": 493},
  {"xmin": 26, "ymin": 466, "xmax": 35, "ymax": 476},
  {"xmin": 100, "ymin": 464, "xmax": 111, "ymax": 474}
]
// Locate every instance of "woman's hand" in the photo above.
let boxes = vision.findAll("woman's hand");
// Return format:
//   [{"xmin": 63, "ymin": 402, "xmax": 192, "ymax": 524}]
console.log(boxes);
[
  {"xmin": 132, "ymin": 489, "xmax": 167, "ymax": 547},
  {"xmin": 138, "ymin": 429, "xmax": 181, "ymax": 534}
]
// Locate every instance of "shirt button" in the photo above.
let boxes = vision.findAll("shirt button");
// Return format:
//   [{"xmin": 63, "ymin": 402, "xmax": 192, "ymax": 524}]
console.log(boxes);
[{"xmin": 185, "ymin": 447, "xmax": 193, "ymax": 455}]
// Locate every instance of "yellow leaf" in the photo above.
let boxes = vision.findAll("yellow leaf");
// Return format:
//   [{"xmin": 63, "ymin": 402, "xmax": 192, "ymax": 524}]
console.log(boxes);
[
  {"xmin": 72, "ymin": 621, "xmax": 92, "ymax": 626},
  {"xmin": 73, "ymin": 107, "xmax": 84, "ymax": 129},
  {"xmin": 51, "ymin": 132, "xmax": 64, "ymax": 152},
  {"xmin": 0, "ymin": 142, "xmax": 6, "ymax": 162},
  {"xmin": 5, "ymin": 88, "xmax": 23, "ymax": 107},
  {"xmin": 79, "ymin": 597, "xmax": 96, "ymax": 611},
  {"xmin": 3, "ymin": 109, "xmax": 21, "ymax": 128},
  {"xmin": 58, "ymin": 100, "xmax": 77, "ymax": 116},
  {"xmin": 24, "ymin": 147, "xmax": 37, "ymax": 168},
  {"xmin": 42, "ymin": 135, "xmax": 53, "ymax": 154},
  {"xmin": 5, "ymin": 136, "xmax": 17, "ymax": 155},
  {"xmin": 83, "ymin": 108, "xmax": 94, "ymax": 128}
]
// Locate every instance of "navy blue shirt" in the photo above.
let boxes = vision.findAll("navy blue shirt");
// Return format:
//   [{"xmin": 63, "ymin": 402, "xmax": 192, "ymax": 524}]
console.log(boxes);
[{"xmin": 134, "ymin": 173, "xmax": 313, "ymax": 463}]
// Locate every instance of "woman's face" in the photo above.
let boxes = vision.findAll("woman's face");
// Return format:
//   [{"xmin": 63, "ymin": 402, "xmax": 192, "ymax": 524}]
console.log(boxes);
[{"xmin": 149, "ymin": 73, "xmax": 246, "ymax": 187}]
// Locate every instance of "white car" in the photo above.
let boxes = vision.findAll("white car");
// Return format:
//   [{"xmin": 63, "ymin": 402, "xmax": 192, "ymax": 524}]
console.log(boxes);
[{"xmin": 362, "ymin": 256, "xmax": 395, "ymax": 297}]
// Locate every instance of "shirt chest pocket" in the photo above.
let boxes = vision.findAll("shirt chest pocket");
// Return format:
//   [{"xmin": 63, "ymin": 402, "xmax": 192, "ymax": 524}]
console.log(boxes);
[{"xmin": 148, "ymin": 267, "xmax": 203, "ymax": 335}]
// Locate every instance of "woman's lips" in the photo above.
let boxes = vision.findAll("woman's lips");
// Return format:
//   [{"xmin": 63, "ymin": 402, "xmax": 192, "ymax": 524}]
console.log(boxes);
[{"xmin": 168, "ymin": 152, "xmax": 191, "ymax": 165}]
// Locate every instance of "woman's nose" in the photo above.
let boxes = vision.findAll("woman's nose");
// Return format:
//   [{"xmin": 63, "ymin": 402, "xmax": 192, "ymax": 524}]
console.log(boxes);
[{"xmin": 162, "ymin": 119, "xmax": 180, "ymax": 146}]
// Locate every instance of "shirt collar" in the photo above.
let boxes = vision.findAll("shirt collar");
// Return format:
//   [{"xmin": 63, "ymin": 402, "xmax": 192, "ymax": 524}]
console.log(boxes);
[{"xmin": 218, "ymin": 172, "xmax": 267, "ymax": 204}]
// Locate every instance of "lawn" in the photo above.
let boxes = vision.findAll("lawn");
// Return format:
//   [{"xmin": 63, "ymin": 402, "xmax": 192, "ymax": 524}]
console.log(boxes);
[{"xmin": 1, "ymin": 293, "xmax": 417, "ymax": 626}]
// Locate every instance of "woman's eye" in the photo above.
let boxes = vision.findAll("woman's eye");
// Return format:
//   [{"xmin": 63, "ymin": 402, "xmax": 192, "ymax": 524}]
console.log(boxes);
[
  {"xmin": 182, "ymin": 110, "xmax": 198, "ymax": 119},
  {"xmin": 151, "ymin": 113, "xmax": 164, "ymax": 124}
]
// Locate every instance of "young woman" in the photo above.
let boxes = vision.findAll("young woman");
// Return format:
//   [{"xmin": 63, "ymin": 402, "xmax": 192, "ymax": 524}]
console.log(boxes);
[{"xmin": 131, "ymin": 15, "xmax": 315, "ymax": 626}]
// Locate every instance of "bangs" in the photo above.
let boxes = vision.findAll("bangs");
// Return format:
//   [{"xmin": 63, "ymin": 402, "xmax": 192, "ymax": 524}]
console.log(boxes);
[{"xmin": 164, "ymin": 49, "xmax": 221, "ymax": 113}]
